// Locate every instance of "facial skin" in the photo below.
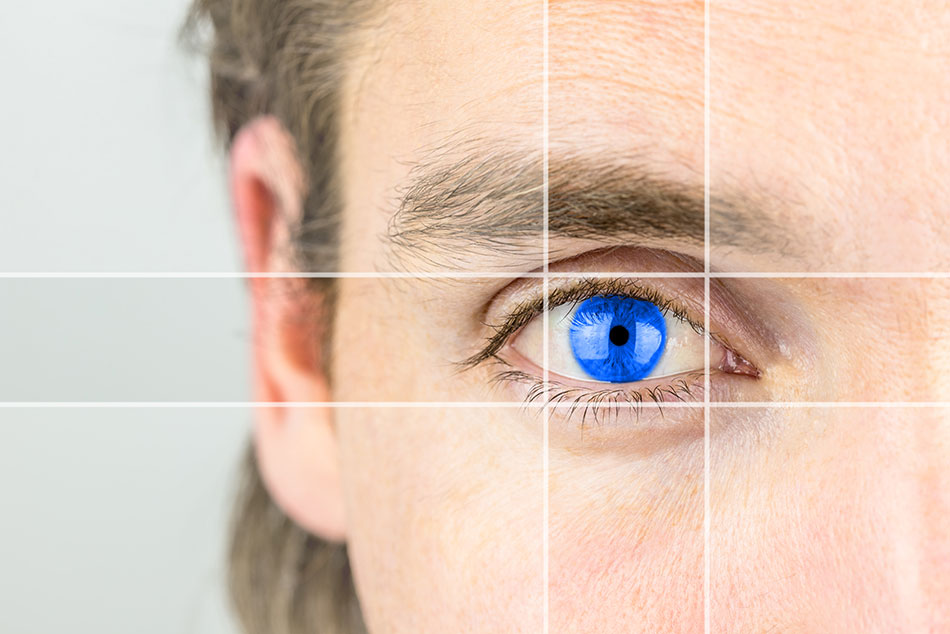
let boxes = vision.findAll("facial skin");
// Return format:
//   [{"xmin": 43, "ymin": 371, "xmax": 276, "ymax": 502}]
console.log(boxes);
[{"xmin": 231, "ymin": 1, "xmax": 950, "ymax": 632}]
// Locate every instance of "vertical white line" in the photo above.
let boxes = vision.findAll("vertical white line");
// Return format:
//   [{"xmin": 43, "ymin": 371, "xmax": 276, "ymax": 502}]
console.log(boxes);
[
  {"xmin": 542, "ymin": 1, "xmax": 551, "ymax": 633},
  {"xmin": 703, "ymin": 0, "xmax": 712, "ymax": 632}
]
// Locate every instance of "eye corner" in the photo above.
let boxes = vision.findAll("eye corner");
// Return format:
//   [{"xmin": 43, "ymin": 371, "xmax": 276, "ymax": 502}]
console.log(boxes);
[
  {"xmin": 720, "ymin": 346, "xmax": 761, "ymax": 378},
  {"xmin": 708, "ymin": 331, "xmax": 761, "ymax": 380}
]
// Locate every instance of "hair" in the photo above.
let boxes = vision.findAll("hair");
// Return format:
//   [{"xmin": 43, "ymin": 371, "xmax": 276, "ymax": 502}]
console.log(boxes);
[{"xmin": 182, "ymin": 1, "xmax": 379, "ymax": 632}]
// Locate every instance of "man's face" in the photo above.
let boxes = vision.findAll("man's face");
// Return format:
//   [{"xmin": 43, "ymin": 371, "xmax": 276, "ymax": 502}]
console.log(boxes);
[{"xmin": 319, "ymin": 1, "xmax": 950, "ymax": 631}]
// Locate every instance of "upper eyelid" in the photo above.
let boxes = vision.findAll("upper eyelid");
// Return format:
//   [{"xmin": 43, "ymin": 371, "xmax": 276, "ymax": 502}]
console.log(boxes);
[{"xmin": 515, "ymin": 279, "xmax": 705, "ymax": 337}]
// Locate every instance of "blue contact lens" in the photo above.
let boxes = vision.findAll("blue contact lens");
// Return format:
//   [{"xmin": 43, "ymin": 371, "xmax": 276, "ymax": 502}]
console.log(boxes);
[{"xmin": 569, "ymin": 296, "xmax": 667, "ymax": 383}]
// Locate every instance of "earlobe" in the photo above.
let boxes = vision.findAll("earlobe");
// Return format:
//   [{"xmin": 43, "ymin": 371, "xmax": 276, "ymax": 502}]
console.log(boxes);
[
  {"xmin": 230, "ymin": 116, "xmax": 347, "ymax": 541},
  {"xmin": 255, "ymin": 407, "xmax": 347, "ymax": 542},
  {"xmin": 250, "ymin": 295, "xmax": 347, "ymax": 541}
]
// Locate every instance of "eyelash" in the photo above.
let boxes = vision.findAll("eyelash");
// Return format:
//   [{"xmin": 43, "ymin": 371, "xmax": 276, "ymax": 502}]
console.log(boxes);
[{"xmin": 461, "ymin": 278, "xmax": 708, "ymax": 423}]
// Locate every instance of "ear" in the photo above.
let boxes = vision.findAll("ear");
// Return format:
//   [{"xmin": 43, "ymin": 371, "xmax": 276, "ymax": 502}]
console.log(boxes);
[{"xmin": 230, "ymin": 116, "xmax": 346, "ymax": 542}]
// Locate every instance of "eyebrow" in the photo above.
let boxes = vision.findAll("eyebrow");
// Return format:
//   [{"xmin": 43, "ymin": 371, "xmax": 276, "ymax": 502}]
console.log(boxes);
[{"xmin": 386, "ymin": 149, "xmax": 795, "ymax": 270}]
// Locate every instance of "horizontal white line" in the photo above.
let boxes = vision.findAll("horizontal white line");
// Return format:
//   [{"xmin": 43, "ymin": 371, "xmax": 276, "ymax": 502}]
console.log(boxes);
[
  {"xmin": 0, "ymin": 272, "xmax": 520, "ymax": 279},
  {"xmin": 712, "ymin": 401, "xmax": 950, "ymax": 408},
  {"xmin": 712, "ymin": 272, "xmax": 950, "ymax": 279},
  {"xmin": 0, "ymin": 271, "xmax": 699, "ymax": 279},
  {"xmin": 1, "ymin": 401, "xmax": 949, "ymax": 408},
  {"xmin": 1, "ymin": 271, "xmax": 948, "ymax": 279},
  {"xmin": 0, "ymin": 401, "xmax": 530, "ymax": 408}
]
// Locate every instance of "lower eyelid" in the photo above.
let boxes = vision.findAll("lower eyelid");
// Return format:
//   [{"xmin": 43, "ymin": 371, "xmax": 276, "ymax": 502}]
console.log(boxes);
[{"xmin": 493, "ymin": 365, "xmax": 709, "ymax": 410}]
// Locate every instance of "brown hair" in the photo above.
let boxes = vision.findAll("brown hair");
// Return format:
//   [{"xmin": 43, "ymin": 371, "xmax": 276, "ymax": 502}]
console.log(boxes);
[
  {"xmin": 182, "ymin": 1, "xmax": 378, "ymax": 632},
  {"xmin": 227, "ymin": 448, "xmax": 365, "ymax": 634}
]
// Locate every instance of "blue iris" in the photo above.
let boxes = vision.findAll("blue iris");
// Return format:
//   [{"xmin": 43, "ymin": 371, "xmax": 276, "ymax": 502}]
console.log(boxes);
[{"xmin": 568, "ymin": 296, "xmax": 667, "ymax": 383}]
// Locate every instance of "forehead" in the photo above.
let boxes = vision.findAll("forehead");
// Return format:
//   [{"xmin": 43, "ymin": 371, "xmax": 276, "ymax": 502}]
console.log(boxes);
[
  {"xmin": 337, "ymin": 1, "xmax": 701, "ymax": 271},
  {"xmin": 336, "ymin": 0, "xmax": 950, "ymax": 271},
  {"xmin": 710, "ymin": 1, "xmax": 950, "ymax": 222},
  {"xmin": 344, "ymin": 1, "xmax": 701, "ymax": 155}
]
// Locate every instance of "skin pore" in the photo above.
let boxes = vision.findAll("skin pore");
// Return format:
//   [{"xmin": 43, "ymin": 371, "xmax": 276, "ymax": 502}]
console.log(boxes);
[{"xmin": 232, "ymin": 1, "xmax": 950, "ymax": 632}]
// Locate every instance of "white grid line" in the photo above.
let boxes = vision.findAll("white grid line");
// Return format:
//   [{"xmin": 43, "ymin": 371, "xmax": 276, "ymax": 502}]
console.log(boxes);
[
  {"xmin": 4, "ymin": 271, "xmax": 949, "ymax": 279},
  {"xmin": 541, "ymin": 1, "xmax": 551, "ymax": 632},
  {"xmin": 703, "ymin": 0, "xmax": 712, "ymax": 630},
  {"xmin": 5, "ymin": 401, "xmax": 948, "ymax": 408}
]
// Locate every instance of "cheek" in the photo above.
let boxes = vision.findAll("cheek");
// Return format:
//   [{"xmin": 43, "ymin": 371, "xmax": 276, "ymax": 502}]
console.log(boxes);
[
  {"xmin": 714, "ymin": 486, "xmax": 908, "ymax": 632},
  {"xmin": 551, "ymin": 523, "xmax": 704, "ymax": 633},
  {"xmin": 330, "ymin": 281, "xmax": 421, "ymax": 401},
  {"xmin": 549, "ymin": 448, "xmax": 705, "ymax": 633},
  {"xmin": 712, "ymin": 409, "xmax": 942, "ymax": 632},
  {"xmin": 336, "ymin": 410, "xmax": 545, "ymax": 633},
  {"xmin": 329, "ymin": 279, "xmax": 485, "ymax": 402}
]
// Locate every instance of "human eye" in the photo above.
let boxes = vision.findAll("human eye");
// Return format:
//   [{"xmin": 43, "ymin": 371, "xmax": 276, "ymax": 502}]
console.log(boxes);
[
  {"xmin": 521, "ymin": 293, "xmax": 701, "ymax": 384},
  {"xmin": 463, "ymin": 277, "xmax": 759, "ymax": 419}
]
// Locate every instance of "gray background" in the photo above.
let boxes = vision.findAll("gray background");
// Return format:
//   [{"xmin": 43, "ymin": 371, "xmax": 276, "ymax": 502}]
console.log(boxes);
[
  {"xmin": 0, "ymin": 409, "xmax": 247, "ymax": 634},
  {"xmin": 1, "ymin": 1, "xmax": 248, "ymax": 632},
  {"xmin": 0, "ymin": 1, "xmax": 236, "ymax": 272}
]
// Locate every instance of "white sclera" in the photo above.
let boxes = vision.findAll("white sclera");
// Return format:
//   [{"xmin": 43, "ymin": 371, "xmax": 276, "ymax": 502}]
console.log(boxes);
[{"xmin": 512, "ymin": 302, "xmax": 706, "ymax": 383}]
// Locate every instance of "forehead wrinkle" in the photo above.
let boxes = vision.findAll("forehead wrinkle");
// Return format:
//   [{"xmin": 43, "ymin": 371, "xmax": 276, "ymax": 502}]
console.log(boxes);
[
  {"xmin": 550, "ymin": 0, "xmax": 703, "ymax": 67},
  {"xmin": 548, "ymin": 0, "xmax": 702, "ymax": 158},
  {"xmin": 552, "ymin": 74, "xmax": 703, "ymax": 112},
  {"xmin": 340, "ymin": 0, "xmax": 545, "ymax": 168},
  {"xmin": 712, "ymin": 1, "xmax": 950, "ymax": 82},
  {"xmin": 366, "ymin": 0, "xmax": 543, "ymax": 80},
  {"xmin": 714, "ymin": 0, "xmax": 950, "ymax": 46}
]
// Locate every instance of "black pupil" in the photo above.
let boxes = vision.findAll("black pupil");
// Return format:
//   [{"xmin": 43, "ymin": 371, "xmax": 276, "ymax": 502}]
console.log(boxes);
[{"xmin": 609, "ymin": 325, "xmax": 630, "ymax": 346}]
